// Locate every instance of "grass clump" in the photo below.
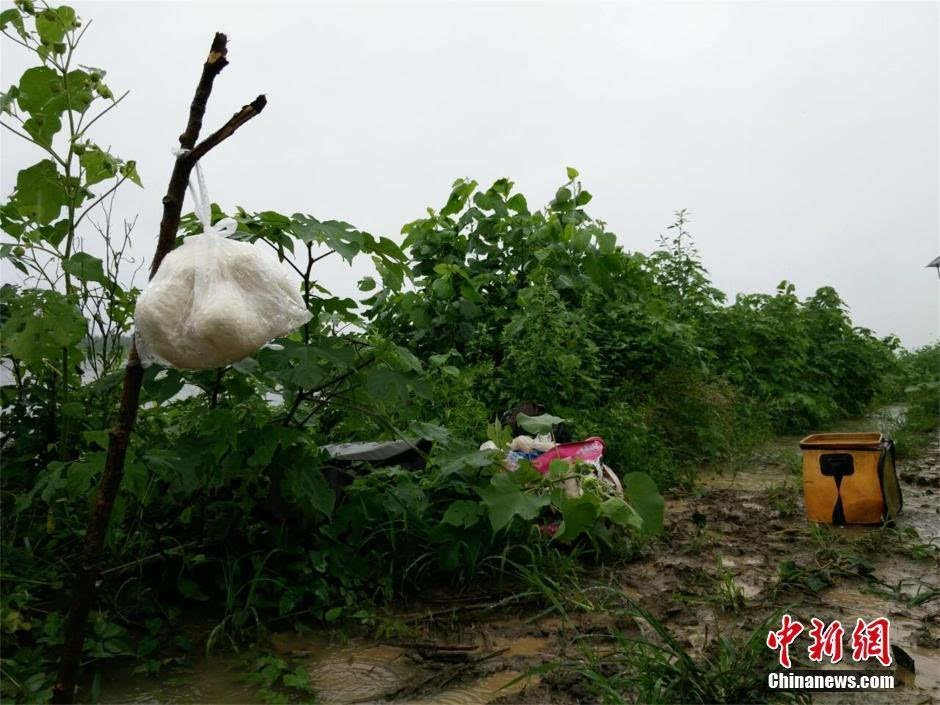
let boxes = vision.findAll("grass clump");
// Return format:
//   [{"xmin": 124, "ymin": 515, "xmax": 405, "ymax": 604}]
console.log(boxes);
[{"xmin": 554, "ymin": 591, "xmax": 807, "ymax": 704}]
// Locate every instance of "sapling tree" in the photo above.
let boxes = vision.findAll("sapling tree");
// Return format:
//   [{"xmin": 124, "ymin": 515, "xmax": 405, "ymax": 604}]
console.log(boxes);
[
  {"xmin": 1, "ymin": 1, "xmax": 142, "ymax": 452},
  {"xmin": 43, "ymin": 24, "xmax": 267, "ymax": 700}
]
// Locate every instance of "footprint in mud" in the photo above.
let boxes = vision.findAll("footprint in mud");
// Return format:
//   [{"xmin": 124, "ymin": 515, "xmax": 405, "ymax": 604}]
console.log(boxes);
[
  {"xmin": 305, "ymin": 645, "xmax": 417, "ymax": 704},
  {"xmin": 410, "ymin": 671, "xmax": 533, "ymax": 705},
  {"xmin": 305, "ymin": 645, "xmax": 538, "ymax": 705}
]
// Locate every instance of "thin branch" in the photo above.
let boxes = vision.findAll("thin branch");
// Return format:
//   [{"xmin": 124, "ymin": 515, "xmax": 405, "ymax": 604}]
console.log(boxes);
[
  {"xmin": 73, "ymin": 18, "xmax": 92, "ymax": 46},
  {"xmin": 186, "ymin": 95, "xmax": 266, "ymax": 164},
  {"xmin": 76, "ymin": 90, "xmax": 128, "ymax": 138},
  {"xmin": 73, "ymin": 175, "xmax": 129, "ymax": 230},
  {"xmin": 258, "ymin": 236, "xmax": 305, "ymax": 277},
  {"xmin": 280, "ymin": 354, "xmax": 377, "ymax": 427},
  {"xmin": 0, "ymin": 121, "xmax": 67, "ymax": 167},
  {"xmin": 311, "ymin": 249, "xmax": 336, "ymax": 265},
  {"xmin": 0, "ymin": 28, "xmax": 32, "ymax": 51},
  {"xmin": 150, "ymin": 94, "xmax": 266, "ymax": 278}
]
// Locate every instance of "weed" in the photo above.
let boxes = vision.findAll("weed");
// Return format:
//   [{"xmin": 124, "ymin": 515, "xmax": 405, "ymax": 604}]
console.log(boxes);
[
  {"xmin": 711, "ymin": 554, "xmax": 746, "ymax": 613},
  {"xmin": 864, "ymin": 578, "xmax": 940, "ymax": 608},
  {"xmin": 766, "ymin": 483, "xmax": 799, "ymax": 518},
  {"xmin": 555, "ymin": 590, "xmax": 807, "ymax": 704},
  {"xmin": 243, "ymin": 654, "xmax": 314, "ymax": 704}
]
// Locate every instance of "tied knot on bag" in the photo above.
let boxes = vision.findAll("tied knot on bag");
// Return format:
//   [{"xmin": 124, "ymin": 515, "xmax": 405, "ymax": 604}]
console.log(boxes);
[{"xmin": 173, "ymin": 148, "xmax": 238, "ymax": 238}]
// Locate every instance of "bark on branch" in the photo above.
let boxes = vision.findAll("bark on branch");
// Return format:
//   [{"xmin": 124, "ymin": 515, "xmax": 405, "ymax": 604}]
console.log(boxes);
[{"xmin": 52, "ymin": 32, "xmax": 266, "ymax": 704}]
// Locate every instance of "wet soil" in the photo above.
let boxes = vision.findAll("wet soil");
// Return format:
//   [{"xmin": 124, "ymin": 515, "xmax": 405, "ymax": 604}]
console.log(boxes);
[{"xmin": 98, "ymin": 425, "xmax": 939, "ymax": 705}]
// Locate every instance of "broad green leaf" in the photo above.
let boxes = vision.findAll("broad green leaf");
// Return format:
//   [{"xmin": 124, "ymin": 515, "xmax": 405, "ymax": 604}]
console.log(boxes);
[
  {"xmin": 308, "ymin": 341, "xmax": 356, "ymax": 366},
  {"xmin": 61, "ymin": 400, "xmax": 84, "ymax": 418},
  {"xmin": 0, "ymin": 85, "xmax": 19, "ymax": 114},
  {"xmin": 16, "ymin": 66, "xmax": 60, "ymax": 115},
  {"xmin": 283, "ymin": 465, "xmax": 335, "ymax": 518},
  {"xmin": 456, "ymin": 299, "xmax": 478, "ymax": 319},
  {"xmin": 66, "ymin": 453, "xmax": 104, "ymax": 499},
  {"xmin": 22, "ymin": 112, "xmax": 62, "ymax": 147},
  {"xmin": 517, "ymin": 287, "xmax": 537, "ymax": 307},
  {"xmin": 120, "ymin": 160, "xmax": 143, "ymax": 187},
  {"xmin": 82, "ymin": 430, "xmax": 110, "ymax": 450},
  {"xmin": 289, "ymin": 215, "xmax": 363, "ymax": 261},
  {"xmin": 555, "ymin": 493, "xmax": 600, "ymax": 541},
  {"xmin": 140, "ymin": 367, "xmax": 185, "ymax": 405},
  {"xmin": 431, "ymin": 275, "xmax": 453, "ymax": 299},
  {"xmin": 572, "ymin": 228, "xmax": 592, "ymax": 251},
  {"xmin": 35, "ymin": 7, "xmax": 78, "ymax": 44},
  {"xmin": 365, "ymin": 367, "xmax": 409, "ymax": 405},
  {"xmin": 80, "ymin": 146, "xmax": 119, "ymax": 186},
  {"xmin": 440, "ymin": 179, "xmax": 478, "ymax": 217},
  {"xmin": 459, "ymin": 282, "xmax": 483, "ymax": 303},
  {"xmin": 123, "ymin": 462, "xmax": 148, "ymax": 501},
  {"xmin": 546, "ymin": 458, "xmax": 570, "ymax": 480},
  {"xmin": 177, "ymin": 576, "xmax": 209, "ymax": 602},
  {"xmin": 477, "ymin": 472, "xmax": 549, "ymax": 532},
  {"xmin": 61, "ymin": 69, "xmax": 95, "ymax": 113},
  {"xmin": 358, "ymin": 276, "xmax": 376, "ymax": 291},
  {"xmin": 0, "ymin": 9, "xmax": 26, "ymax": 39},
  {"xmin": 258, "ymin": 342, "xmax": 325, "ymax": 388},
  {"xmin": 440, "ymin": 448, "xmax": 498, "ymax": 476},
  {"xmin": 566, "ymin": 166, "xmax": 579, "ymax": 180},
  {"xmin": 278, "ymin": 591, "xmax": 298, "ymax": 617},
  {"xmin": 283, "ymin": 669, "xmax": 310, "ymax": 690},
  {"xmin": 441, "ymin": 500, "xmax": 484, "ymax": 528},
  {"xmin": 1, "ymin": 288, "xmax": 84, "ymax": 367},
  {"xmin": 257, "ymin": 210, "xmax": 292, "ymax": 228},
  {"xmin": 506, "ymin": 193, "xmax": 528, "ymax": 214},
  {"xmin": 596, "ymin": 230, "xmax": 616, "ymax": 255},
  {"xmin": 18, "ymin": 65, "xmax": 93, "ymax": 121},
  {"xmin": 12, "ymin": 160, "xmax": 67, "ymax": 224},
  {"xmin": 600, "ymin": 496, "xmax": 643, "ymax": 529},
  {"xmin": 407, "ymin": 420, "xmax": 451, "ymax": 444},
  {"xmin": 622, "ymin": 472, "xmax": 664, "ymax": 535},
  {"xmin": 63, "ymin": 252, "xmax": 107, "ymax": 284},
  {"xmin": 394, "ymin": 345, "xmax": 423, "ymax": 372},
  {"xmin": 516, "ymin": 412, "xmax": 566, "ymax": 435},
  {"xmin": 370, "ymin": 236, "xmax": 406, "ymax": 262}
]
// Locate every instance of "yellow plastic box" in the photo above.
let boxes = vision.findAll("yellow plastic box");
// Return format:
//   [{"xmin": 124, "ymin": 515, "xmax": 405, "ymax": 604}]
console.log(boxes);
[{"xmin": 799, "ymin": 432, "xmax": 902, "ymax": 525}]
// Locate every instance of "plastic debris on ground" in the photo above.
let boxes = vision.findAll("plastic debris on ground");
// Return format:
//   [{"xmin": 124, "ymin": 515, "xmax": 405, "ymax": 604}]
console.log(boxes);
[{"xmin": 481, "ymin": 433, "xmax": 623, "ymax": 498}]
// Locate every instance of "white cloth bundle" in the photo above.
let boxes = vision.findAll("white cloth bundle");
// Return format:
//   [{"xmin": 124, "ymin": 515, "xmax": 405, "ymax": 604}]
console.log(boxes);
[{"xmin": 135, "ymin": 160, "xmax": 311, "ymax": 370}]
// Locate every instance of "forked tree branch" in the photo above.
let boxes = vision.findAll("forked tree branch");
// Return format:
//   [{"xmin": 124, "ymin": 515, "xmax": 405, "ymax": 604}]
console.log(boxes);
[{"xmin": 52, "ymin": 32, "xmax": 266, "ymax": 704}]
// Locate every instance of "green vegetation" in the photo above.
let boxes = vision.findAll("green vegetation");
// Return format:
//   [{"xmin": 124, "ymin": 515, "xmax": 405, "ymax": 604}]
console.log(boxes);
[
  {"xmin": 886, "ymin": 342, "xmax": 940, "ymax": 456},
  {"xmin": 0, "ymin": 4, "xmax": 934, "ymax": 703},
  {"xmin": 554, "ymin": 593, "xmax": 807, "ymax": 705}
]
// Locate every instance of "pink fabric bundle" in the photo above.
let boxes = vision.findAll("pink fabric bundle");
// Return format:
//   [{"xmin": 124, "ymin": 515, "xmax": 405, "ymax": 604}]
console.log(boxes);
[{"xmin": 532, "ymin": 437, "xmax": 606, "ymax": 475}]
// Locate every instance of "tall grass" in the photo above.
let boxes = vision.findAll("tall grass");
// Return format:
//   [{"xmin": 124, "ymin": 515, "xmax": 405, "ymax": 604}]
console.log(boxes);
[{"xmin": 555, "ymin": 590, "xmax": 809, "ymax": 704}]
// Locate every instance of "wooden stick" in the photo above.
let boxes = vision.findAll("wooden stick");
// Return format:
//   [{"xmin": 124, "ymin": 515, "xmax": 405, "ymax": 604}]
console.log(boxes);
[
  {"xmin": 381, "ymin": 642, "xmax": 480, "ymax": 652},
  {"xmin": 52, "ymin": 32, "xmax": 266, "ymax": 704}
]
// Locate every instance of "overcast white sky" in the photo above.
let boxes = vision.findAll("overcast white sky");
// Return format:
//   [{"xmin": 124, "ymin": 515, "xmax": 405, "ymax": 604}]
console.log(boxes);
[{"xmin": 2, "ymin": 1, "xmax": 938, "ymax": 348}]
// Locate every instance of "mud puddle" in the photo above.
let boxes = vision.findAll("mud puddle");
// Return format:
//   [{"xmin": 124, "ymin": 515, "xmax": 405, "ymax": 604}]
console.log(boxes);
[{"xmin": 97, "ymin": 660, "xmax": 261, "ymax": 704}]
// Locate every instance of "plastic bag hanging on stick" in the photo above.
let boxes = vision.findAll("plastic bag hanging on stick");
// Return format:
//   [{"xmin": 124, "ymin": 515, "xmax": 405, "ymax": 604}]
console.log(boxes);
[{"xmin": 135, "ymin": 161, "xmax": 312, "ymax": 370}]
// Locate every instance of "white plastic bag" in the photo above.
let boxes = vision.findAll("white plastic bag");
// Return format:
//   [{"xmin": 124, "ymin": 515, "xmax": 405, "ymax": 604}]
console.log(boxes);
[{"xmin": 135, "ymin": 163, "xmax": 311, "ymax": 370}]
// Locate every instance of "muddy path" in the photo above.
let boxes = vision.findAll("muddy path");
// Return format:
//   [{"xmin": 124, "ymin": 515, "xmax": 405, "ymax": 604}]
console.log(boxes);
[{"xmin": 98, "ymin": 429, "xmax": 939, "ymax": 705}]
